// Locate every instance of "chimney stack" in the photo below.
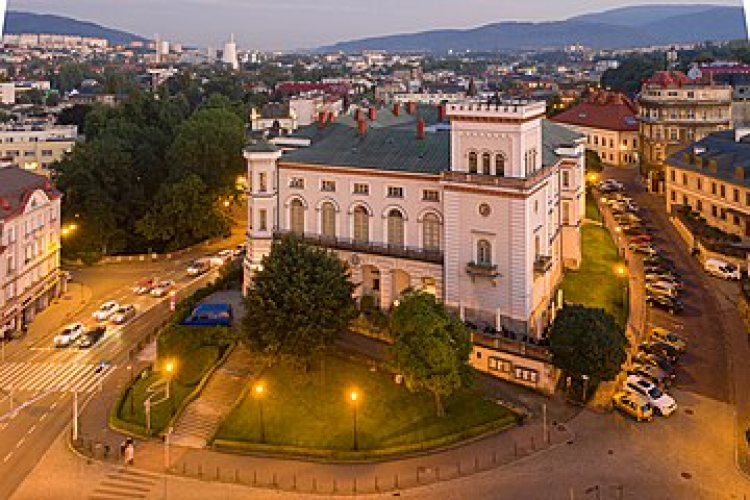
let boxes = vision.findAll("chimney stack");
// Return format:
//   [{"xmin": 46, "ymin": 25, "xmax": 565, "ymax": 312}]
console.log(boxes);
[
  {"xmin": 407, "ymin": 101, "xmax": 417, "ymax": 114},
  {"xmin": 437, "ymin": 104, "xmax": 446, "ymax": 122},
  {"xmin": 393, "ymin": 102, "xmax": 401, "ymax": 117},
  {"xmin": 735, "ymin": 166, "xmax": 747, "ymax": 180},
  {"xmin": 368, "ymin": 107, "xmax": 377, "ymax": 121},
  {"xmin": 416, "ymin": 118, "xmax": 425, "ymax": 140},
  {"xmin": 358, "ymin": 119, "xmax": 367, "ymax": 137}
]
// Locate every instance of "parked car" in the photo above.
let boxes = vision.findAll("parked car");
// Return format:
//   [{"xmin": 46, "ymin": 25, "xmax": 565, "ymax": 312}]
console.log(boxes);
[
  {"xmin": 645, "ymin": 280, "xmax": 679, "ymax": 298},
  {"xmin": 645, "ymin": 273, "xmax": 684, "ymax": 290},
  {"xmin": 622, "ymin": 226, "xmax": 651, "ymax": 237},
  {"xmin": 612, "ymin": 391, "xmax": 654, "ymax": 422},
  {"xmin": 77, "ymin": 326, "xmax": 107, "ymax": 349},
  {"xmin": 150, "ymin": 281, "xmax": 175, "ymax": 297},
  {"xmin": 639, "ymin": 341, "xmax": 680, "ymax": 364},
  {"xmin": 216, "ymin": 249, "xmax": 235, "ymax": 261},
  {"xmin": 650, "ymin": 326, "xmax": 687, "ymax": 352},
  {"xmin": 133, "ymin": 278, "xmax": 157, "ymax": 295},
  {"xmin": 646, "ymin": 293, "xmax": 684, "ymax": 315},
  {"xmin": 704, "ymin": 258, "xmax": 741, "ymax": 281},
  {"xmin": 624, "ymin": 375, "xmax": 677, "ymax": 416},
  {"xmin": 630, "ymin": 242, "xmax": 657, "ymax": 256},
  {"xmin": 628, "ymin": 363, "xmax": 673, "ymax": 387},
  {"xmin": 110, "ymin": 305, "xmax": 137, "ymax": 324},
  {"xmin": 600, "ymin": 179, "xmax": 624, "ymax": 191},
  {"xmin": 187, "ymin": 260, "xmax": 210, "ymax": 276},
  {"xmin": 643, "ymin": 255, "xmax": 676, "ymax": 269},
  {"xmin": 635, "ymin": 352, "xmax": 675, "ymax": 375},
  {"xmin": 644, "ymin": 264, "xmax": 679, "ymax": 278},
  {"xmin": 92, "ymin": 301, "xmax": 119, "ymax": 321},
  {"xmin": 54, "ymin": 323, "xmax": 85, "ymax": 347},
  {"xmin": 627, "ymin": 234, "xmax": 653, "ymax": 243}
]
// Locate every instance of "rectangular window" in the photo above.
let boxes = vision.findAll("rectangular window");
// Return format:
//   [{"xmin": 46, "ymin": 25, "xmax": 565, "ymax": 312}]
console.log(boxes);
[
  {"xmin": 670, "ymin": 190, "xmax": 676, "ymax": 202},
  {"xmin": 258, "ymin": 172, "xmax": 267, "ymax": 193},
  {"xmin": 746, "ymin": 192, "xmax": 750, "ymax": 206},
  {"xmin": 514, "ymin": 367, "xmax": 539, "ymax": 383},
  {"xmin": 23, "ymin": 151, "xmax": 34, "ymax": 157},
  {"xmin": 259, "ymin": 209, "xmax": 267, "ymax": 231},
  {"xmin": 387, "ymin": 186, "xmax": 404, "ymax": 198},
  {"xmin": 720, "ymin": 185, "xmax": 726, "ymax": 198},
  {"xmin": 562, "ymin": 171, "xmax": 570, "ymax": 188},
  {"xmin": 321, "ymin": 180, "xmax": 336, "ymax": 192},
  {"xmin": 6, "ymin": 256, "xmax": 13, "ymax": 275},
  {"xmin": 734, "ymin": 189, "xmax": 740, "ymax": 203},
  {"xmin": 696, "ymin": 200, "xmax": 703, "ymax": 212},
  {"xmin": 289, "ymin": 177, "xmax": 304, "ymax": 189},
  {"xmin": 41, "ymin": 150, "xmax": 53, "ymax": 157},
  {"xmin": 697, "ymin": 178, "xmax": 702, "ymax": 190},
  {"xmin": 670, "ymin": 170, "xmax": 676, "ymax": 182},
  {"xmin": 422, "ymin": 189, "xmax": 440, "ymax": 202},
  {"xmin": 353, "ymin": 183, "xmax": 369, "ymax": 195},
  {"xmin": 562, "ymin": 201, "xmax": 571, "ymax": 225},
  {"xmin": 682, "ymin": 173, "xmax": 688, "ymax": 186},
  {"xmin": 734, "ymin": 215, "xmax": 741, "ymax": 226},
  {"xmin": 711, "ymin": 205, "xmax": 718, "ymax": 217},
  {"xmin": 711, "ymin": 182, "xmax": 717, "ymax": 195},
  {"xmin": 488, "ymin": 357, "xmax": 512, "ymax": 373}
]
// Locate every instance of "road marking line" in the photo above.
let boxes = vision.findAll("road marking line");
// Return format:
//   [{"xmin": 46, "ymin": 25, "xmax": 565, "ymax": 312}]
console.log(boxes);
[
  {"xmin": 27, "ymin": 425, "xmax": 36, "ymax": 435},
  {"xmin": 39, "ymin": 413, "xmax": 47, "ymax": 422},
  {"xmin": 50, "ymin": 401, "xmax": 58, "ymax": 409},
  {"xmin": 15, "ymin": 437, "xmax": 25, "ymax": 448},
  {"xmin": 3, "ymin": 452, "xmax": 12, "ymax": 463}
]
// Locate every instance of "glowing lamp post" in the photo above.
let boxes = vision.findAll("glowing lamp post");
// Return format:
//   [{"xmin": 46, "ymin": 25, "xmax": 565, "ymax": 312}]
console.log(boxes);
[
  {"xmin": 254, "ymin": 383, "xmax": 266, "ymax": 443},
  {"xmin": 349, "ymin": 390, "xmax": 360, "ymax": 451}
]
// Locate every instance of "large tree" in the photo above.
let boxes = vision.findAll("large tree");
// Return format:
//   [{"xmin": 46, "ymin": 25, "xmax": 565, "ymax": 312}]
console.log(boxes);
[
  {"xmin": 242, "ymin": 235, "xmax": 357, "ymax": 369},
  {"xmin": 388, "ymin": 292, "xmax": 473, "ymax": 417},
  {"xmin": 549, "ymin": 304, "xmax": 629, "ymax": 382}
]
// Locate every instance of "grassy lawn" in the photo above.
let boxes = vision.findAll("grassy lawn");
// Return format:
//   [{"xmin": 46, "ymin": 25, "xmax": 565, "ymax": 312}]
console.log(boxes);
[
  {"xmin": 214, "ymin": 353, "xmax": 516, "ymax": 455},
  {"xmin": 113, "ymin": 324, "xmax": 235, "ymax": 436},
  {"xmin": 585, "ymin": 192, "xmax": 602, "ymax": 222},
  {"xmin": 560, "ymin": 223, "xmax": 628, "ymax": 326}
]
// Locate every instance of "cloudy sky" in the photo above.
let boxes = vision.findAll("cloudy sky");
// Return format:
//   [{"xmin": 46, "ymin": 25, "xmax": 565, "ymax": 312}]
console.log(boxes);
[{"xmin": 7, "ymin": 0, "xmax": 743, "ymax": 50}]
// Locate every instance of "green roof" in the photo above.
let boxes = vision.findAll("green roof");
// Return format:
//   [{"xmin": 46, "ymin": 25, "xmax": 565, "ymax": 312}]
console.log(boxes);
[
  {"xmin": 282, "ymin": 106, "xmax": 582, "ymax": 175},
  {"xmin": 244, "ymin": 140, "xmax": 280, "ymax": 153}
]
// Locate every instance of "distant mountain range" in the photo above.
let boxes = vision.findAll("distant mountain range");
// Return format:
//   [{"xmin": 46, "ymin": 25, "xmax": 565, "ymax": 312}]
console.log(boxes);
[
  {"xmin": 321, "ymin": 4, "xmax": 747, "ymax": 53},
  {"xmin": 4, "ymin": 11, "xmax": 147, "ymax": 45}
]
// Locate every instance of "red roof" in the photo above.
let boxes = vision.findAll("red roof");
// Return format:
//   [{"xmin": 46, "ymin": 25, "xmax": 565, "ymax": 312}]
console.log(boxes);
[{"xmin": 551, "ymin": 91, "xmax": 638, "ymax": 132}]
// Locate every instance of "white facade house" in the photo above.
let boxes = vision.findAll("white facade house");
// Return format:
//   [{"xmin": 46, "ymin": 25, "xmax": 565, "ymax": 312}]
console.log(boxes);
[
  {"xmin": 0, "ymin": 123, "xmax": 77, "ymax": 173},
  {"xmin": 0, "ymin": 167, "xmax": 63, "ymax": 339},
  {"xmin": 244, "ymin": 100, "xmax": 585, "ymax": 342}
]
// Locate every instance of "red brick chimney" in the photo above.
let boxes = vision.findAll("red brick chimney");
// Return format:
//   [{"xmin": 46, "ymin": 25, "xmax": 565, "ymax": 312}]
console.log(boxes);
[
  {"xmin": 437, "ymin": 104, "xmax": 446, "ymax": 122},
  {"xmin": 393, "ymin": 102, "xmax": 401, "ymax": 116},
  {"xmin": 368, "ymin": 107, "xmax": 376, "ymax": 121},
  {"xmin": 358, "ymin": 119, "xmax": 367, "ymax": 137},
  {"xmin": 416, "ymin": 118, "xmax": 425, "ymax": 140},
  {"xmin": 406, "ymin": 102, "xmax": 417, "ymax": 114}
]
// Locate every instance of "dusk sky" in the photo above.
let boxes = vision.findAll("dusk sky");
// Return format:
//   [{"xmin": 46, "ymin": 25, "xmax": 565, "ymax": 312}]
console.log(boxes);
[{"xmin": 7, "ymin": 0, "xmax": 743, "ymax": 50}]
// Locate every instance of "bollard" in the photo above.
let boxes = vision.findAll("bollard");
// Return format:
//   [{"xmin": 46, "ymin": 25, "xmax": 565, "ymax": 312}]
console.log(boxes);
[
  {"xmin": 332, "ymin": 479, "xmax": 337, "ymax": 493},
  {"xmin": 416, "ymin": 468, "xmax": 420, "ymax": 484},
  {"xmin": 215, "ymin": 466, "xmax": 220, "ymax": 480},
  {"xmin": 375, "ymin": 476, "xmax": 379, "ymax": 492},
  {"xmin": 474, "ymin": 456, "xmax": 479, "ymax": 471},
  {"xmin": 253, "ymin": 470, "xmax": 257, "ymax": 486},
  {"xmin": 272, "ymin": 472, "xmax": 277, "ymax": 489},
  {"xmin": 457, "ymin": 462, "xmax": 462, "ymax": 475},
  {"xmin": 492, "ymin": 450, "xmax": 497, "ymax": 465},
  {"xmin": 312, "ymin": 478, "xmax": 317, "ymax": 493},
  {"xmin": 395, "ymin": 474, "xmax": 399, "ymax": 489},
  {"xmin": 182, "ymin": 462, "xmax": 187, "ymax": 474},
  {"xmin": 514, "ymin": 442, "xmax": 519, "ymax": 456},
  {"xmin": 531, "ymin": 436, "xmax": 536, "ymax": 451},
  {"xmin": 293, "ymin": 474, "xmax": 296, "ymax": 490},
  {"xmin": 198, "ymin": 464, "xmax": 202, "ymax": 478},
  {"xmin": 234, "ymin": 469, "xmax": 239, "ymax": 483},
  {"xmin": 353, "ymin": 478, "xmax": 357, "ymax": 494}
]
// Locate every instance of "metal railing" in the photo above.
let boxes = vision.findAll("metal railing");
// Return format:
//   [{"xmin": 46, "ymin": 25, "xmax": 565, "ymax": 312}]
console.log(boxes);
[{"xmin": 274, "ymin": 230, "xmax": 444, "ymax": 264}]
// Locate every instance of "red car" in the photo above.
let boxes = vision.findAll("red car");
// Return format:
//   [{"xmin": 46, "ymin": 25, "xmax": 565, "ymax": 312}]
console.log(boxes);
[
  {"xmin": 133, "ymin": 278, "xmax": 157, "ymax": 295},
  {"xmin": 628, "ymin": 234, "xmax": 653, "ymax": 243}
]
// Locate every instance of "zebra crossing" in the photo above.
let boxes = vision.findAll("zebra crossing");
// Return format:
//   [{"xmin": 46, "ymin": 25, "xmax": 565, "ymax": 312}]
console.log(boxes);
[
  {"xmin": 89, "ymin": 467, "xmax": 159, "ymax": 500},
  {"xmin": 0, "ymin": 361, "xmax": 116, "ymax": 393}
]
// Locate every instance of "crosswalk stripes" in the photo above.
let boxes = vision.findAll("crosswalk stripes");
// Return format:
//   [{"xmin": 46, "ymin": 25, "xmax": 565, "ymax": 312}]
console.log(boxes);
[
  {"xmin": 89, "ymin": 467, "xmax": 159, "ymax": 500},
  {"xmin": 0, "ymin": 362, "xmax": 116, "ymax": 393}
]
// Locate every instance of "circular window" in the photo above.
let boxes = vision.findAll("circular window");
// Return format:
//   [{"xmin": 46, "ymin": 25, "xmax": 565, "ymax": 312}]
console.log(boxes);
[{"xmin": 479, "ymin": 203, "xmax": 491, "ymax": 217}]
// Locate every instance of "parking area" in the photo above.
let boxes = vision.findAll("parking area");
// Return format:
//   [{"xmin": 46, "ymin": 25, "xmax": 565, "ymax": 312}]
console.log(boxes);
[{"xmin": 595, "ymin": 168, "xmax": 734, "ymax": 424}]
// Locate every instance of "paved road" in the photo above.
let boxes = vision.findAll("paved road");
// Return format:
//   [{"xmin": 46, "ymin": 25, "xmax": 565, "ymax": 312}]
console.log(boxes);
[{"xmin": 0, "ymin": 236, "xmax": 242, "ymax": 499}]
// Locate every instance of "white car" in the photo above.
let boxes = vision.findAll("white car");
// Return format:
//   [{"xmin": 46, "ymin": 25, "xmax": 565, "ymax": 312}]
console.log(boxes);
[
  {"xmin": 93, "ymin": 301, "xmax": 119, "ymax": 321},
  {"xmin": 150, "ymin": 280, "xmax": 174, "ymax": 297},
  {"xmin": 645, "ymin": 280, "xmax": 679, "ymax": 298},
  {"xmin": 54, "ymin": 322, "xmax": 85, "ymax": 347},
  {"xmin": 624, "ymin": 375, "xmax": 677, "ymax": 417},
  {"xmin": 110, "ymin": 305, "xmax": 137, "ymax": 324}
]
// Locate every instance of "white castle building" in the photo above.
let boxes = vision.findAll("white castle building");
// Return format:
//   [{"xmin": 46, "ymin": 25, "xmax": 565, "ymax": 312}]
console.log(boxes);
[{"xmin": 243, "ymin": 100, "xmax": 585, "ymax": 387}]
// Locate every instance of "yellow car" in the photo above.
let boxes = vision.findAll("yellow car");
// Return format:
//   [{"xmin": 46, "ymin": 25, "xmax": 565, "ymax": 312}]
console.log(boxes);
[{"xmin": 612, "ymin": 391, "xmax": 654, "ymax": 422}]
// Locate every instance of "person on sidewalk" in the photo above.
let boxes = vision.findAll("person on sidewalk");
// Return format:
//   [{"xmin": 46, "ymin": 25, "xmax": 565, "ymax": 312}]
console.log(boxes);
[{"xmin": 123, "ymin": 438, "xmax": 134, "ymax": 466}]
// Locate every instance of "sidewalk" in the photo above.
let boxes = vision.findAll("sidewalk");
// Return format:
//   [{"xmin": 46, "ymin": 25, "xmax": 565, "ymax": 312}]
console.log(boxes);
[{"xmin": 71, "ymin": 332, "xmax": 580, "ymax": 496}]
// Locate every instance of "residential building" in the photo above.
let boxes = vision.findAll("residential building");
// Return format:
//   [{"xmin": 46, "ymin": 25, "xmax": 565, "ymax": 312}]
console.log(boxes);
[
  {"xmin": 0, "ymin": 123, "xmax": 78, "ymax": 173},
  {"xmin": 638, "ymin": 71, "xmax": 733, "ymax": 185},
  {"xmin": 551, "ymin": 91, "xmax": 639, "ymax": 166},
  {"xmin": 243, "ymin": 100, "xmax": 585, "ymax": 391},
  {"xmin": 0, "ymin": 167, "xmax": 63, "ymax": 339},
  {"xmin": 665, "ymin": 129, "xmax": 750, "ymax": 241}
]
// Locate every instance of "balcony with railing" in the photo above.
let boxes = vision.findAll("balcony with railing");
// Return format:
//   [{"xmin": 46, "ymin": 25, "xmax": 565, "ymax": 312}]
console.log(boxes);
[
  {"xmin": 274, "ymin": 230, "xmax": 444, "ymax": 264},
  {"xmin": 466, "ymin": 261, "xmax": 500, "ymax": 280}
]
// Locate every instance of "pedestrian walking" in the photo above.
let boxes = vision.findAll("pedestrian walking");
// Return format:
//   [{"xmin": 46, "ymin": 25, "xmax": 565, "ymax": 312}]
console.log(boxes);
[{"xmin": 124, "ymin": 442, "xmax": 134, "ymax": 466}]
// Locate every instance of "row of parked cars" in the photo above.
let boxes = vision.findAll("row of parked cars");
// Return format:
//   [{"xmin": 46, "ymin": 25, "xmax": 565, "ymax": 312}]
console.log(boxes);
[
  {"xmin": 187, "ymin": 248, "xmax": 241, "ymax": 276},
  {"xmin": 613, "ymin": 326, "xmax": 687, "ymax": 421},
  {"xmin": 600, "ymin": 179, "xmax": 686, "ymax": 316}
]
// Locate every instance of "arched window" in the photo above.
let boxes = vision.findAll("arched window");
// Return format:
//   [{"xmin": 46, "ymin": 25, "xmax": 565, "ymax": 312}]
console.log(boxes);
[
  {"xmin": 422, "ymin": 213, "xmax": 441, "ymax": 251},
  {"xmin": 477, "ymin": 240, "xmax": 492, "ymax": 266},
  {"xmin": 290, "ymin": 199, "xmax": 305, "ymax": 235},
  {"xmin": 468, "ymin": 151, "xmax": 478, "ymax": 174},
  {"xmin": 387, "ymin": 209, "xmax": 405, "ymax": 248},
  {"xmin": 353, "ymin": 206, "xmax": 369, "ymax": 243},
  {"xmin": 482, "ymin": 152, "xmax": 491, "ymax": 175},
  {"xmin": 495, "ymin": 154, "xmax": 506, "ymax": 177},
  {"xmin": 320, "ymin": 202, "xmax": 336, "ymax": 238}
]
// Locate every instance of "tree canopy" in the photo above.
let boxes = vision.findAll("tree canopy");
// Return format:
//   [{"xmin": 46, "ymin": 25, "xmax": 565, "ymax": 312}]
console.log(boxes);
[
  {"xmin": 388, "ymin": 292, "xmax": 473, "ymax": 417},
  {"xmin": 242, "ymin": 235, "xmax": 357, "ymax": 369},
  {"xmin": 549, "ymin": 304, "xmax": 629, "ymax": 382}
]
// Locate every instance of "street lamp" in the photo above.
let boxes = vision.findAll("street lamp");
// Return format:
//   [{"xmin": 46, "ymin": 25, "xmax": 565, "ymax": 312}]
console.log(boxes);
[
  {"xmin": 349, "ymin": 389, "xmax": 360, "ymax": 451},
  {"xmin": 254, "ymin": 382, "xmax": 266, "ymax": 443},
  {"xmin": 165, "ymin": 361, "xmax": 176, "ymax": 413}
]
